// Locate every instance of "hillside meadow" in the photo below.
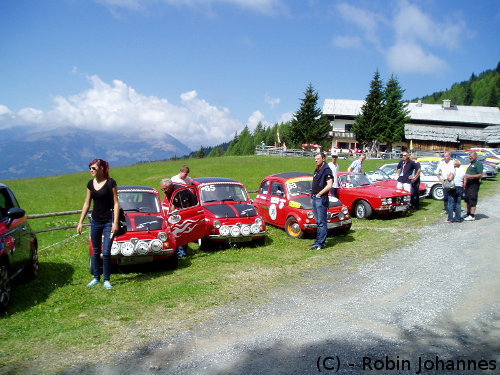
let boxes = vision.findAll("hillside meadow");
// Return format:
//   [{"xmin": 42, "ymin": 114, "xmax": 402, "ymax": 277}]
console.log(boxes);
[{"xmin": 1, "ymin": 155, "xmax": 498, "ymax": 373}]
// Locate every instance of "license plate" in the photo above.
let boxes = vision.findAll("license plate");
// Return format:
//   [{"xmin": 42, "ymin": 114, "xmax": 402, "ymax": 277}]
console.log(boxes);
[
  {"xmin": 118, "ymin": 256, "xmax": 153, "ymax": 265},
  {"xmin": 394, "ymin": 205, "xmax": 408, "ymax": 212},
  {"xmin": 228, "ymin": 236, "xmax": 252, "ymax": 243}
]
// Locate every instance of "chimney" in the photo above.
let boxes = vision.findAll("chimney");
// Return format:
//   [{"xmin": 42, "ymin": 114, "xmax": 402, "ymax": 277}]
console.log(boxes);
[
  {"xmin": 417, "ymin": 99, "xmax": 422, "ymax": 107},
  {"xmin": 442, "ymin": 99, "xmax": 451, "ymax": 109}
]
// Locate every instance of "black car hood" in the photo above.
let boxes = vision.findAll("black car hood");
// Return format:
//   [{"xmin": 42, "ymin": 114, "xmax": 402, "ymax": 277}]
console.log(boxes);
[
  {"xmin": 204, "ymin": 203, "xmax": 257, "ymax": 218},
  {"xmin": 290, "ymin": 196, "xmax": 343, "ymax": 209}
]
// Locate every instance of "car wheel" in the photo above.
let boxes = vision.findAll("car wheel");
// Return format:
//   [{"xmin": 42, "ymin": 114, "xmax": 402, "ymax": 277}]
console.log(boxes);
[
  {"xmin": 0, "ymin": 262, "xmax": 11, "ymax": 311},
  {"xmin": 431, "ymin": 184, "xmax": 444, "ymax": 200},
  {"xmin": 285, "ymin": 216, "xmax": 304, "ymax": 239},
  {"xmin": 26, "ymin": 246, "xmax": 39, "ymax": 280},
  {"xmin": 354, "ymin": 200, "xmax": 373, "ymax": 219}
]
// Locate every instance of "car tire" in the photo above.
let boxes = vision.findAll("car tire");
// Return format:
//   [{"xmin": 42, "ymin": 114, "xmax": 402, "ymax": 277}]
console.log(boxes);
[
  {"xmin": 354, "ymin": 200, "xmax": 373, "ymax": 219},
  {"xmin": 0, "ymin": 262, "xmax": 11, "ymax": 311},
  {"xmin": 285, "ymin": 216, "xmax": 304, "ymax": 239},
  {"xmin": 431, "ymin": 184, "xmax": 444, "ymax": 200},
  {"xmin": 26, "ymin": 245, "xmax": 39, "ymax": 280}
]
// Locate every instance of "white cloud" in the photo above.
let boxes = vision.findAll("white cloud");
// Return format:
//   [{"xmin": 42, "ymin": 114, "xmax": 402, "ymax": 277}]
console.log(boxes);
[
  {"xmin": 247, "ymin": 110, "xmax": 266, "ymax": 129},
  {"xmin": 277, "ymin": 111, "xmax": 293, "ymax": 124},
  {"xmin": 265, "ymin": 94, "xmax": 280, "ymax": 109},
  {"xmin": 96, "ymin": 0, "xmax": 287, "ymax": 15},
  {"xmin": 387, "ymin": 42, "xmax": 448, "ymax": 74},
  {"xmin": 0, "ymin": 75, "xmax": 244, "ymax": 149}
]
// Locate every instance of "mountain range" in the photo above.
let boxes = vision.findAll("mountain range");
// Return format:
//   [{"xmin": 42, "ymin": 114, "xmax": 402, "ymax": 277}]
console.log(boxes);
[{"xmin": 0, "ymin": 126, "xmax": 191, "ymax": 180}]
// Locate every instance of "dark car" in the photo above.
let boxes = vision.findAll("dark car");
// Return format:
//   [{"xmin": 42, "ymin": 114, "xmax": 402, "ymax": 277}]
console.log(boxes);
[{"xmin": 0, "ymin": 183, "xmax": 39, "ymax": 310}]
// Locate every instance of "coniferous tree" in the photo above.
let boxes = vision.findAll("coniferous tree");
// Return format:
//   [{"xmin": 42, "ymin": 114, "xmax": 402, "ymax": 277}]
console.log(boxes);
[
  {"xmin": 352, "ymin": 70, "xmax": 385, "ymax": 151},
  {"xmin": 289, "ymin": 83, "xmax": 331, "ymax": 147},
  {"xmin": 486, "ymin": 85, "xmax": 498, "ymax": 107},
  {"xmin": 464, "ymin": 84, "xmax": 474, "ymax": 105},
  {"xmin": 382, "ymin": 75, "xmax": 410, "ymax": 150}
]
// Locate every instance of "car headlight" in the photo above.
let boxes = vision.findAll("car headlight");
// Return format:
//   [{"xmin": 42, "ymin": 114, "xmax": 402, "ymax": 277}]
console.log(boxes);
[
  {"xmin": 241, "ymin": 225, "xmax": 251, "ymax": 236},
  {"xmin": 150, "ymin": 239, "xmax": 163, "ymax": 253},
  {"xmin": 111, "ymin": 241, "xmax": 120, "ymax": 256},
  {"xmin": 382, "ymin": 198, "xmax": 393, "ymax": 205},
  {"xmin": 404, "ymin": 195, "xmax": 410, "ymax": 202},
  {"xmin": 157, "ymin": 232, "xmax": 168, "ymax": 242},
  {"xmin": 214, "ymin": 220, "xmax": 222, "ymax": 229},
  {"xmin": 251, "ymin": 223, "xmax": 260, "ymax": 234},
  {"xmin": 254, "ymin": 218, "xmax": 263, "ymax": 227},
  {"xmin": 307, "ymin": 211, "xmax": 314, "ymax": 219},
  {"xmin": 338, "ymin": 213, "xmax": 345, "ymax": 220},
  {"xmin": 136, "ymin": 241, "xmax": 149, "ymax": 255},
  {"xmin": 219, "ymin": 225, "xmax": 230, "ymax": 236},
  {"xmin": 342, "ymin": 206, "xmax": 349, "ymax": 215},
  {"xmin": 121, "ymin": 242, "xmax": 135, "ymax": 256},
  {"xmin": 230, "ymin": 226, "xmax": 241, "ymax": 237}
]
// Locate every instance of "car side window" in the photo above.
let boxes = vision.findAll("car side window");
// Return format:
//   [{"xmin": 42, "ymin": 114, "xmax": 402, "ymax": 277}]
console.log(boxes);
[
  {"xmin": 0, "ymin": 188, "xmax": 14, "ymax": 220},
  {"xmin": 259, "ymin": 180, "xmax": 270, "ymax": 195},
  {"xmin": 271, "ymin": 182, "xmax": 284, "ymax": 197},
  {"xmin": 171, "ymin": 187, "xmax": 199, "ymax": 211}
]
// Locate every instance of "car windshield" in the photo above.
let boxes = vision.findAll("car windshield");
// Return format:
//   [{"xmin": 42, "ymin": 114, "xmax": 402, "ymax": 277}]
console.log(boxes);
[
  {"xmin": 119, "ymin": 192, "xmax": 161, "ymax": 213},
  {"xmin": 339, "ymin": 173, "xmax": 372, "ymax": 187},
  {"xmin": 286, "ymin": 177, "xmax": 312, "ymax": 197},
  {"xmin": 420, "ymin": 164, "xmax": 437, "ymax": 176},
  {"xmin": 380, "ymin": 165, "xmax": 397, "ymax": 177},
  {"xmin": 366, "ymin": 170, "xmax": 391, "ymax": 181},
  {"xmin": 200, "ymin": 183, "xmax": 248, "ymax": 203}
]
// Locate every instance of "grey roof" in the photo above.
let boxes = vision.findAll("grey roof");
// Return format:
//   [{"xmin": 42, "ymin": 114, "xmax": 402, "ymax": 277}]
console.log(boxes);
[
  {"xmin": 404, "ymin": 124, "xmax": 484, "ymax": 142},
  {"xmin": 323, "ymin": 99, "xmax": 500, "ymax": 126},
  {"xmin": 484, "ymin": 125, "xmax": 500, "ymax": 143}
]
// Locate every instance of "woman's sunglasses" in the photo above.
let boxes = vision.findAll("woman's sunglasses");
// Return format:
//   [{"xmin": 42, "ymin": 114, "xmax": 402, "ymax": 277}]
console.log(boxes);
[{"xmin": 89, "ymin": 166, "xmax": 98, "ymax": 171}]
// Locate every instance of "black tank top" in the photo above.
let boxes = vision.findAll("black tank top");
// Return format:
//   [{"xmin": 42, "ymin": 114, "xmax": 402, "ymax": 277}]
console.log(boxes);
[{"xmin": 87, "ymin": 178, "xmax": 116, "ymax": 222}]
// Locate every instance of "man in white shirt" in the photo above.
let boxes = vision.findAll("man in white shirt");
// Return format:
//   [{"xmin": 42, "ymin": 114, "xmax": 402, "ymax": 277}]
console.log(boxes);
[
  {"xmin": 348, "ymin": 153, "xmax": 366, "ymax": 173},
  {"xmin": 328, "ymin": 154, "xmax": 340, "ymax": 198},
  {"xmin": 171, "ymin": 165, "xmax": 193, "ymax": 185},
  {"xmin": 435, "ymin": 152, "xmax": 455, "ymax": 211}
]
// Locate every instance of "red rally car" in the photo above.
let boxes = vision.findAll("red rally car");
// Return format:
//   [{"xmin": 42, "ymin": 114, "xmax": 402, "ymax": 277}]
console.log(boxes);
[
  {"xmin": 254, "ymin": 173, "xmax": 352, "ymax": 238},
  {"xmin": 90, "ymin": 185, "xmax": 205, "ymax": 269},
  {"xmin": 338, "ymin": 172, "xmax": 411, "ymax": 219},
  {"xmin": 190, "ymin": 177, "xmax": 267, "ymax": 247}
]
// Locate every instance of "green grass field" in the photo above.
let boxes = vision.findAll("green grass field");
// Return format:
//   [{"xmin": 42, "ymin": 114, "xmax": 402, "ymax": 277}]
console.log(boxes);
[{"xmin": 1, "ymin": 155, "xmax": 498, "ymax": 373}]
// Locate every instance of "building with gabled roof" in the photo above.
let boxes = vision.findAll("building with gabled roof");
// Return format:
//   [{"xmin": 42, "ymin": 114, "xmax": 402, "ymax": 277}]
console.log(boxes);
[{"xmin": 322, "ymin": 98, "xmax": 500, "ymax": 151}]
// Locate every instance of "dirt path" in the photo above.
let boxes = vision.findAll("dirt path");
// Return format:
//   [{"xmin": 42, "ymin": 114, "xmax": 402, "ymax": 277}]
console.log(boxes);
[{"xmin": 66, "ymin": 194, "xmax": 500, "ymax": 374}]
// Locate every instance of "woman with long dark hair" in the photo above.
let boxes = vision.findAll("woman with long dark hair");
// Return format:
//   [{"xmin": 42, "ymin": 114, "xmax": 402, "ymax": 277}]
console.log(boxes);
[{"xmin": 77, "ymin": 159, "xmax": 120, "ymax": 289}]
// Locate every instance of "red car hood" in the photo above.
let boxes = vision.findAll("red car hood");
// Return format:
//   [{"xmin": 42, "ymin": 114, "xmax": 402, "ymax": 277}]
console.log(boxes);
[{"xmin": 343, "ymin": 185, "xmax": 408, "ymax": 197}]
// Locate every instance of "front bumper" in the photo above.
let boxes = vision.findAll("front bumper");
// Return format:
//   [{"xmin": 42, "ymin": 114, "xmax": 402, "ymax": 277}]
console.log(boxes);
[
  {"xmin": 375, "ymin": 204, "xmax": 410, "ymax": 212},
  {"xmin": 304, "ymin": 218, "xmax": 352, "ymax": 229}
]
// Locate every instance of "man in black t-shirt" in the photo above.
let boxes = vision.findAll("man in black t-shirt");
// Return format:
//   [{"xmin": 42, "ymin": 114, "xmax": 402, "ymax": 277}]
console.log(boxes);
[{"xmin": 311, "ymin": 152, "xmax": 333, "ymax": 250}]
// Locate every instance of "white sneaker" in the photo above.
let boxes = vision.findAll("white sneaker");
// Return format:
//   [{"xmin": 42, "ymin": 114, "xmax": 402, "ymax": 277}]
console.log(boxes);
[{"xmin": 463, "ymin": 215, "xmax": 475, "ymax": 221}]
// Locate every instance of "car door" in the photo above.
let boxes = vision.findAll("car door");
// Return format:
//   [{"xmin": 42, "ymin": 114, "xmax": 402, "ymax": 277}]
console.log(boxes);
[
  {"xmin": 165, "ymin": 186, "xmax": 206, "ymax": 248},
  {"xmin": 269, "ymin": 181, "xmax": 287, "ymax": 226},
  {"xmin": 0, "ymin": 187, "xmax": 30, "ymax": 277},
  {"xmin": 254, "ymin": 180, "xmax": 271, "ymax": 223}
]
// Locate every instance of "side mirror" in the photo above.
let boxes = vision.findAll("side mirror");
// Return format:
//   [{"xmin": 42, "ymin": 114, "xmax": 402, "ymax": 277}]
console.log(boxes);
[{"xmin": 7, "ymin": 207, "xmax": 25, "ymax": 228}]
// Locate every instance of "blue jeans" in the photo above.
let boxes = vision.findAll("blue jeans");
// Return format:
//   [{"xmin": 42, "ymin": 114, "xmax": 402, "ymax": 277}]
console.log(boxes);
[
  {"xmin": 443, "ymin": 187, "xmax": 449, "ymax": 210},
  {"xmin": 312, "ymin": 195, "xmax": 328, "ymax": 248},
  {"xmin": 90, "ymin": 219, "xmax": 112, "ymax": 281},
  {"xmin": 447, "ymin": 187, "xmax": 463, "ymax": 222}
]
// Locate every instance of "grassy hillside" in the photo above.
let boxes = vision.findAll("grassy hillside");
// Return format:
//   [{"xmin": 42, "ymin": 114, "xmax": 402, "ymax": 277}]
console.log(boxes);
[{"xmin": 1, "ymin": 155, "xmax": 498, "ymax": 373}]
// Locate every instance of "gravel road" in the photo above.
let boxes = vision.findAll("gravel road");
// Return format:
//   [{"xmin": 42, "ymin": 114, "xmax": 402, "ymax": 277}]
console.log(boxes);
[{"xmin": 67, "ymin": 193, "xmax": 500, "ymax": 375}]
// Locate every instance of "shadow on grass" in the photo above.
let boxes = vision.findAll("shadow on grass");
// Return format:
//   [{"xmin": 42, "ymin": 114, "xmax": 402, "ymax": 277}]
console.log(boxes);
[{"xmin": 6, "ymin": 261, "xmax": 74, "ymax": 316}]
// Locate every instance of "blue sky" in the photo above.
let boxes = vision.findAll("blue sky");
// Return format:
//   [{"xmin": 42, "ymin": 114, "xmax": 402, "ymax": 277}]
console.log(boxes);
[{"xmin": 0, "ymin": 0, "xmax": 498, "ymax": 149}]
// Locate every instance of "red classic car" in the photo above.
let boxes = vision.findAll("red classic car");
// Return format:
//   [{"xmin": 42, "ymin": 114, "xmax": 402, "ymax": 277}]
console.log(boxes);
[
  {"xmin": 338, "ymin": 172, "xmax": 411, "ymax": 219},
  {"xmin": 253, "ymin": 173, "xmax": 352, "ymax": 238},
  {"xmin": 190, "ymin": 177, "xmax": 267, "ymax": 247},
  {"xmin": 90, "ymin": 185, "xmax": 206, "ymax": 269},
  {"xmin": 365, "ymin": 170, "xmax": 428, "ymax": 198}
]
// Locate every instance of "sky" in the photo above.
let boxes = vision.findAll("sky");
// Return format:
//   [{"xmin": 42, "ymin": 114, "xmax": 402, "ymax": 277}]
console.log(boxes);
[{"xmin": 0, "ymin": 0, "xmax": 499, "ymax": 150}]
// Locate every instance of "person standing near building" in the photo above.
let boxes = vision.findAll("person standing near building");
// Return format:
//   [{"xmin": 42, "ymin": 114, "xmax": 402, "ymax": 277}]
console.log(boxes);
[
  {"xmin": 311, "ymin": 153, "xmax": 333, "ymax": 250},
  {"xmin": 77, "ymin": 159, "xmax": 120, "ymax": 290},
  {"xmin": 396, "ymin": 152, "xmax": 416, "ymax": 193},
  {"xmin": 409, "ymin": 154, "xmax": 422, "ymax": 210},
  {"xmin": 328, "ymin": 154, "xmax": 340, "ymax": 198},
  {"xmin": 347, "ymin": 153, "xmax": 366, "ymax": 173},
  {"xmin": 436, "ymin": 152, "xmax": 455, "ymax": 212},
  {"xmin": 463, "ymin": 151, "xmax": 483, "ymax": 221}
]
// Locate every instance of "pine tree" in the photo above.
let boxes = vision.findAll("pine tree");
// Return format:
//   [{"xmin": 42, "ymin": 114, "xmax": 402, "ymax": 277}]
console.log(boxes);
[
  {"xmin": 486, "ymin": 85, "xmax": 498, "ymax": 107},
  {"xmin": 464, "ymin": 84, "xmax": 473, "ymax": 105},
  {"xmin": 289, "ymin": 83, "xmax": 331, "ymax": 147},
  {"xmin": 352, "ymin": 70, "xmax": 385, "ymax": 151},
  {"xmin": 382, "ymin": 75, "xmax": 410, "ymax": 150}
]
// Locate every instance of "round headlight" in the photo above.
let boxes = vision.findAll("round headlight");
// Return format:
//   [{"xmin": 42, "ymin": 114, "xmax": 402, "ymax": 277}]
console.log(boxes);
[
  {"xmin": 219, "ymin": 225, "xmax": 230, "ymax": 236},
  {"xmin": 338, "ymin": 213, "xmax": 345, "ymax": 221},
  {"xmin": 251, "ymin": 223, "xmax": 260, "ymax": 234},
  {"xmin": 342, "ymin": 206, "xmax": 349, "ymax": 215},
  {"xmin": 158, "ymin": 232, "xmax": 168, "ymax": 242},
  {"xmin": 111, "ymin": 241, "xmax": 120, "ymax": 256},
  {"xmin": 241, "ymin": 225, "xmax": 251, "ymax": 236},
  {"xmin": 150, "ymin": 239, "xmax": 163, "ymax": 253},
  {"xmin": 136, "ymin": 241, "xmax": 149, "ymax": 255},
  {"xmin": 230, "ymin": 226, "xmax": 241, "ymax": 237},
  {"xmin": 214, "ymin": 220, "xmax": 222, "ymax": 229},
  {"xmin": 255, "ymin": 218, "xmax": 263, "ymax": 227},
  {"xmin": 121, "ymin": 242, "xmax": 135, "ymax": 256},
  {"xmin": 307, "ymin": 211, "xmax": 314, "ymax": 219}
]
